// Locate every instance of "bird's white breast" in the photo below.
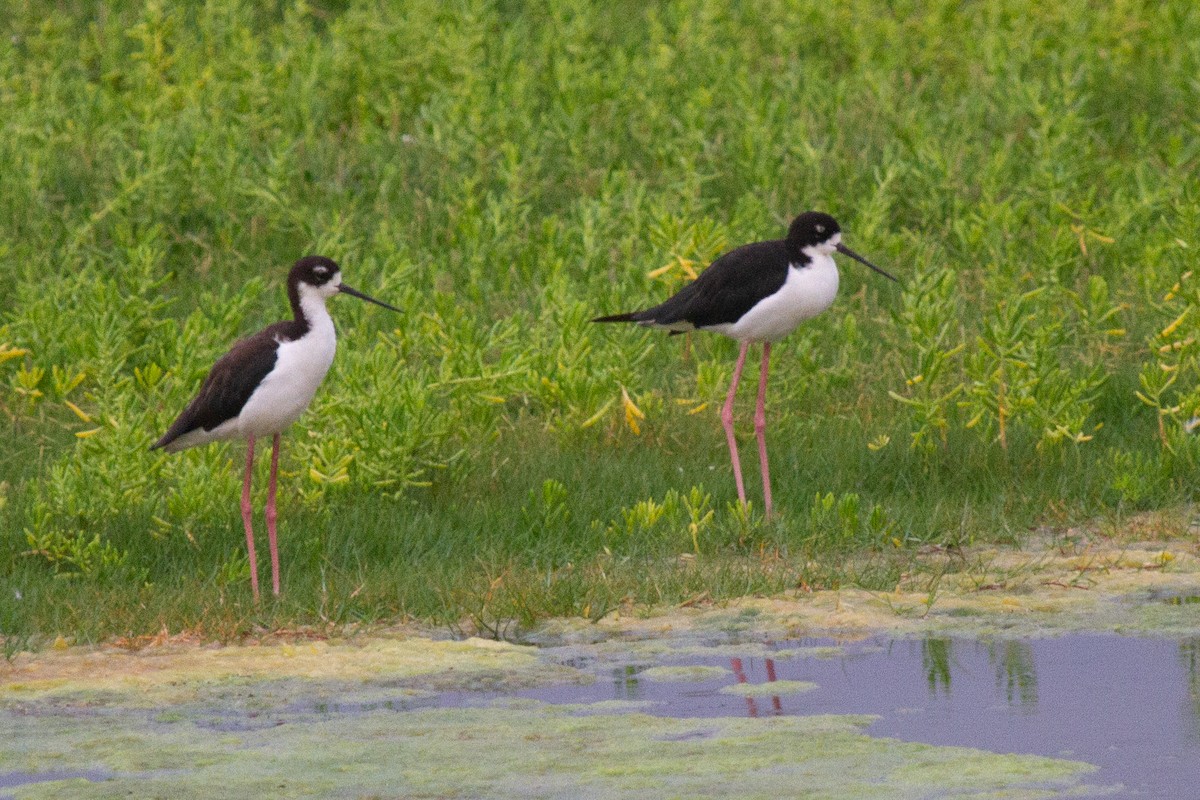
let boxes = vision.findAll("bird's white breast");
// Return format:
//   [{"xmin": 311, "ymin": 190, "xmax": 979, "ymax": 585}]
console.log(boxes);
[
  {"xmin": 713, "ymin": 255, "xmax": 840, "ymax": 343},
  {"xmin": 237, "ymin": 297, "xmax": 337, "ymax": 438}
]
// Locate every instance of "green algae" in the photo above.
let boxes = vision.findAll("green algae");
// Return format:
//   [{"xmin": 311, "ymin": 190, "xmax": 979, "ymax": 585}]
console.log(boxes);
[
  {"xmin": 1, "ymin": 702, "xmax": 1100, "ymax": 799},
  {"xmin": 719, "ymin": 679, "xmax": 818, "ymax": 697},
  {"xmin": 0, "ymin": 625, "xmax": 1112, "ymax": 799},
  {"xmin": 774, "ymin": 645, "xmax": 853, "ymax": 659},
  {"xmin": 557, "ymin": 699, "xmax": 659, "ymax": 714},
  {"xmin": 636, "ymin": 665, "xmax": 730, "ymax": 682},
  {"xmin": 0, "ymin": 635, "xmax": 587, "ymax": 707},
  {"xmin": 540, "ymin": 638, "xmax": 795, "ymax": 670}
]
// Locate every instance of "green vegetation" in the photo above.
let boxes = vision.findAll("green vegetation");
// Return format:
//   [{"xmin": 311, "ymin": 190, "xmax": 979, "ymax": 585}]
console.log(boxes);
[{"xmin": 2, "ymin": 1, "xmax": 1199, "ymax": 647}]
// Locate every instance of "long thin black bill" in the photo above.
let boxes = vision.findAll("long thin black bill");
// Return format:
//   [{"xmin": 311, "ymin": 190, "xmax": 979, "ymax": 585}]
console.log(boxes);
[
  {"xmin": 836, "ymin": 243, "xmax": 898, "ymax": 283},
  {"xmin": 339, "ymin": 283, "xmax": 403, "ymax": 312}
]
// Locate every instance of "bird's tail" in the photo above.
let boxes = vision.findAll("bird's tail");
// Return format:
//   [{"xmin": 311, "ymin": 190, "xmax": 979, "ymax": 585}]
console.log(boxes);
[{"xmin": 591, "ymin": 312, "xmax": 640, "ymax": 323}]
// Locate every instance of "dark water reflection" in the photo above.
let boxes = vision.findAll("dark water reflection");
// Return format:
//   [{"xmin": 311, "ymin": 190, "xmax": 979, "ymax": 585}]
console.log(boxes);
[{"xmin": 524, "ymin": 634, "xmax": 1200, "ymax": 799}]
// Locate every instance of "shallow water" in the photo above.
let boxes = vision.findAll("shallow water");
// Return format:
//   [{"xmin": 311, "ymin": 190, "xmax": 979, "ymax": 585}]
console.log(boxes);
[
  {"xmin": 0, "ymin": 770, "xmax": 114, "ymax": 792},
  {"xmin": 516, "ymin": 633, "xmax": 1200, "ymax": 799}
]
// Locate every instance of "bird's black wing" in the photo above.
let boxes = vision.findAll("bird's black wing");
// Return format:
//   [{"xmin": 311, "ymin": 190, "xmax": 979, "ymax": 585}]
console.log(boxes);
[
  {"xmin": 151, "ymin": 322, "xmax": 296, "ymax": 450},
  {"xmin": 631, "ymin": 239, "xmax": 791, "ymax": 330}
]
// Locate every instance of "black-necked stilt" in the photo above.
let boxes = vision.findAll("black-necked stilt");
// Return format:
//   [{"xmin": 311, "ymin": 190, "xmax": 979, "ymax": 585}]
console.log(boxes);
[
  {"xmin": 152, "ymin": 256, "xmax": 400, "ymax": 599},
  {"xmin": 593, "ymin": 211, "xmax": 896, "ymax": 518}
]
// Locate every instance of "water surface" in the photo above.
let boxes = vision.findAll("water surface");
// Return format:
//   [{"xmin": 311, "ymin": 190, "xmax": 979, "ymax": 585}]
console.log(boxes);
[{"xmin": 516, "ymin": 634, "xmax": 1200, "ymax": 799}]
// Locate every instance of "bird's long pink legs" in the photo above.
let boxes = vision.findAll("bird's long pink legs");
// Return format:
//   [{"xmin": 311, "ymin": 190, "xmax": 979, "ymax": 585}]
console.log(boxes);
[
  {"xmin": 265, "ymin": 433, "xmax": 282, "ymax": 596},
  {"xmin": 755, "ymin": 343, "xmax": 774, "ymax": 519},
  {"xmin": 721, "ymin": 342, "xmax": 775, "ymax": 519},
  {"xmin": 721, "ymin": 342, "xmax": 752, "ymax": 507},
  {"xmin": 240, "ymin": 435, "xmax": 260, "ymax": 600}
]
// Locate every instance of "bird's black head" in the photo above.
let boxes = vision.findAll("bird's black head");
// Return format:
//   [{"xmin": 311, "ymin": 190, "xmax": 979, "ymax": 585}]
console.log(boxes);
[
  {"xmin": 785, "ymin": 211, "xmax": 842, "ymax": 254},
  {"xmin": 287, "ymin": 254, "xmax": 402, "ymax": 315},
  {"xmin": 786, "ymin": 211, "xmax": 898, "ymax": 282},
  {"xmin": 291, "ymin": 255, "xmax": 342, "ymax": 290}
]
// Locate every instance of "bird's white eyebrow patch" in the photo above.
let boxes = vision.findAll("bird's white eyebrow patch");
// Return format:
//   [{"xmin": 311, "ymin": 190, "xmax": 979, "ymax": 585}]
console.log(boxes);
[{"xmin": 314, "ymin": 265, "xmax": 329, "ymax": 275}]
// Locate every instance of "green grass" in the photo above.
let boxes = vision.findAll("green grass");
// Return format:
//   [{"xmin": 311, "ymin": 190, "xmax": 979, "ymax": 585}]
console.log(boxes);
[{"xmin": 3, "ymin": 0, "xmax": 1200, "ymax": 647}]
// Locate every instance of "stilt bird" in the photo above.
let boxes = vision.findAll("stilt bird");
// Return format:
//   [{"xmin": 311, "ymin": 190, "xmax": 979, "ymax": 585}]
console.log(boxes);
[
  {"xmin": 593, "ymin": 212, "xmax": 896, "ymax": 518},
  {"xmin": 152, "ymin": 256, "xmax": 400, "ymax": 599}
]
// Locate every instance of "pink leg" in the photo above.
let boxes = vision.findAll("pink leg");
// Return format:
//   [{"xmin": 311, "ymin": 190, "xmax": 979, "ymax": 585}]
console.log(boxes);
[
  {"xmin": 240, "ymin": 435, "xmax": 260, "ymax": 600},
  {"xmin": 766, "ymin": 657, "xmax": 782, "ymax": 714},
  {"xmin": 722, "ymin": 342, "xmax": 751, "ymax": 507},
  {"xmin": 754, "ymin": 343, "xmax": 774, "ymax": 519},
  {"xmin": 731, "ymin": 657, "xmax": 759, "ymax": 718},
  {"xmin": 266, "ymin": 433, "xmax": 282, "ymax": 597}
]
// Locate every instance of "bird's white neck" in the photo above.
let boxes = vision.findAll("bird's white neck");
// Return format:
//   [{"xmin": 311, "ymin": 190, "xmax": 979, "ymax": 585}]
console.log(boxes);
[{"xmin": 297, "ymin": 287, "xmax": 335, "ymax": 336}]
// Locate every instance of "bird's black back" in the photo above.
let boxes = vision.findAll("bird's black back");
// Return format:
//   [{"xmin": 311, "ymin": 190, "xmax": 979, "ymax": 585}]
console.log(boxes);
[
  {"xmin": 628, "ymin": 239, "xmax": 792, "ymax": 329},
  {"xmin": 152, "ymin": 320, "xmax": 305, "ymax": 449}
]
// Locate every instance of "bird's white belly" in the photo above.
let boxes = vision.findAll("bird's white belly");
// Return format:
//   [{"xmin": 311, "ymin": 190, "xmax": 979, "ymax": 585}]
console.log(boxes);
[
  {"xmin": 712, "ymin": 259, "xmax": 840, "ymax": 343},
  {"xmin": 238, "ymin": 327, "xmax": 336, "ymax": 438}
]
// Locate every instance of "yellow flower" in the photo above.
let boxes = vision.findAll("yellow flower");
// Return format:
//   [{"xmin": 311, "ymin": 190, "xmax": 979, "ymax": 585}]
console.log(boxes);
[{"xmin": 621, "ymin": 386, "xmax": 645, "ymax": 435}]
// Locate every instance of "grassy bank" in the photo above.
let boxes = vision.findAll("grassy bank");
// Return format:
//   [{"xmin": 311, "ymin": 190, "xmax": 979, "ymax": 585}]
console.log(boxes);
[{"xmin": 2, "ymin": 0, "xmax": 1199, "ymax": 648}]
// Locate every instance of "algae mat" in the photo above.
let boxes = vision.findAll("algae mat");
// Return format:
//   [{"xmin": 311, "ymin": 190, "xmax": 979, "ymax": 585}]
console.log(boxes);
[
  {"xmin": 0, "ymin": 704, "xmax": 1097, "ymax": 799},
  {"xmin": 0, "ymin": 638, "xmax": 1105, "ymax": 800},
  {"xmin": 0, "ymin": 637, "xmax": 1098, "ymax": 799}
]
